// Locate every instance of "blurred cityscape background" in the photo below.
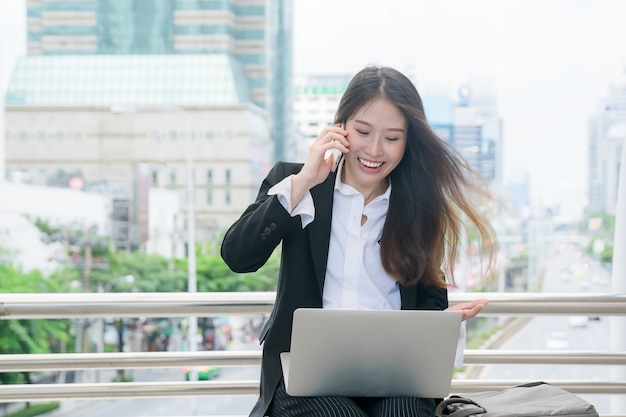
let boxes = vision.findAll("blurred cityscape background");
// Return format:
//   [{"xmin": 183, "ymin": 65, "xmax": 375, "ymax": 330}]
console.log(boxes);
[{"xmin": 0, "ymin": 1, "xmax": 625, "ymax": 416}]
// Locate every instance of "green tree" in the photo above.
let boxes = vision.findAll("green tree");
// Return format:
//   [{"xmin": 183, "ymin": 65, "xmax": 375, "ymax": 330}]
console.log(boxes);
[
  {"xmin": 30, "ymin": 218, "xmax": 279, "ymax": 293},
  {"xmin": 0, "ymin": 264, "xmax": 72, "ymax": 385},
  {"xmin": 582, "ymin": 211, "xmax": 616, "ymax": 268},
  {"xmin": 94, "ymin": 247, "xmax": 187, "ymax": 292},
  {"xmin": 583, "ymin": 211, "xmax": 616, "ymax": 238},
  {"xmin": 194, "ymin": 250, "xmax": 279, "ymax": 292}
]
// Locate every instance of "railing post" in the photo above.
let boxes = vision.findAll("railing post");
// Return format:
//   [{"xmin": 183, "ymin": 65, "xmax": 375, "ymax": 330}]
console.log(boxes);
[{"xmin": 611, "ymin": 136, "xmax": 626, "ymax": 414}]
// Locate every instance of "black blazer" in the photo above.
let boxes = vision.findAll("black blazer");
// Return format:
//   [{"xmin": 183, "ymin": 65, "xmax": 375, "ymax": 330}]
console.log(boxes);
[{"xmin": 221, "ymin": 161, "xmax": 448, "ymax": 417}]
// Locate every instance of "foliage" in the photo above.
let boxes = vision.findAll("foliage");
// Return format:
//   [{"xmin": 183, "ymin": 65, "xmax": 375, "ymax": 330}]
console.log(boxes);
[
  {"xmin": 599, "ymin": 243, "xmax": 614, "ymax": 264},
  {"xmin": 0, "ymin": 264, "xmax": 72, "ymax": 385},
  {"xmin": 47, "ymin": 265, "xmax": 81, "ymax": 292},
  {"xmin": 194, "ymin": 249, "xmax": 280, "ymax": 292},
  {"xmin": 30, "ymin": 217, "xmax": 61, "ymax": 238},
  {"xmin": 6, "ymin": 402, "xmax": 60, "ymax": 417},
  {"xmin": 63, "ymin": 243, "xmax": 279, "ymax": 293},
  {"xmin": 583, "ymin": 211, "xmax": 616, "ymax": 238},
  {"xmin": 581, "ymin": 208, "xmax": 615, "ymax": 266},
  {"xmin": 585, "ymin": 236, "xmax": 614, "ymax": 268},
  {"xmin": 25, "ymin": 217, "xmax": 279, "ymax": 292},
  {"xmin": 30, "ymin": 216, "xmax": 110, "ymax": 263},
  {"xmin": 466, "ymin": 323, "xmax": 503, "ymax": 349},
  {"xmin": 111, "ymin": 374, "xmax": 134, "ymax": 383},
  {"xmin": 91, "ymin": 247, "xmax": 187, "ymax": 292}
]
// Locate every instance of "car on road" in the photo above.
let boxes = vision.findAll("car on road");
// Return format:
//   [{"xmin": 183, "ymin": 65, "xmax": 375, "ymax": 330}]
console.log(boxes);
[
  {"xmin": 545, "ymin": 331, "xmax": 570, "ymax": 349},
  {"xmin": 568, "ymin": 316, "xmax": 588, "ymax": 327}
]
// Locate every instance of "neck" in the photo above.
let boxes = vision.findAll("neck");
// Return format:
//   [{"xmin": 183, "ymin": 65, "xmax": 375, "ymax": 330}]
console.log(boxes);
[
  {"xmin": 362, "ymin": 178, "xmax": 389, "ymax": 205},
  {"xmin": 339, "ymin": 164, "xmax": 389, "ymax": 205}
]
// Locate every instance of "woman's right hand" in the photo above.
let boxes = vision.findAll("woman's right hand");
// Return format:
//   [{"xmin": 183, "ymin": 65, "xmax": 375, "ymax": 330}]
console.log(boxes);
[{"xmin": 291, "ymin": 124, "xmax": 349, "ymax": 205}]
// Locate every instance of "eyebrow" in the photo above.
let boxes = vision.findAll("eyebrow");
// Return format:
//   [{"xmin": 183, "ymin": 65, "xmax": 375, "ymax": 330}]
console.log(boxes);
[{"xmin": 353, "ymin": 119, "xmax": 405, "ymax": 133}]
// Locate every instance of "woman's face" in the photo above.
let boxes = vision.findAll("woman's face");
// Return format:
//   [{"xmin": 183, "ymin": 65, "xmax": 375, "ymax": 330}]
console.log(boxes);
[{"xmin": 342, "ymin": 98, "xmax": 408, "ymax": 201}]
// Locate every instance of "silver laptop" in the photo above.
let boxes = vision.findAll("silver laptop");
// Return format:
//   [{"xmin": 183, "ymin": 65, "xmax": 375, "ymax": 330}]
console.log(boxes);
[{"xmin": 280, "ymin": 308, "xmax": 462, "ymax": 398}]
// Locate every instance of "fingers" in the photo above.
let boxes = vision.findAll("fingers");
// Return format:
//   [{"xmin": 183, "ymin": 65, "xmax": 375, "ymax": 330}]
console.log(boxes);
[
  {"xmin": 317, "ymin": 124, "xmax": 349, "ymax": 148},
  {"xmin": 296, "ymin": 124, "xmax": 349, "ymax": 189},
  {"xmin": 467, "ymin": 299, "xmax": 489, "ymax": 309},
  {"xmin": 464, "ymin": 304, "xmax": 485, "ymax": 320},
  {"xmin": 445, "ymin": 299, "xmax": 489, "ymax": 321},
  {"xmin": 306, "ymin": 124, "xmax": 349, "ymax": 170}
]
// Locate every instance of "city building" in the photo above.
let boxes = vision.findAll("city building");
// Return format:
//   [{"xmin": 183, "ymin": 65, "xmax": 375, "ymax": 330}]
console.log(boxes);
[
  {"xmin": 292, "ymin": 74, "xmax": 351, "ymax": 160},
  {"xmin": 505, "ymin": 169, "xmax": 531, "ymax": 220},
  {"xmin": 588, "ymin": 77, "xmax": 626, "ymax": 216},
  {"xmin": 6, "ymin": 0, "xmax": 294, "ymax": 246},
  {"xmin": 293, "ymin": 74, "xmax": 351, "ymax": 140},
  {"xmin": 450, "ymin": 85, "xmax": 503, "ymax": 187},
  {"xmin": 4, "ymin": 54, "xmax": 273, "ymax": 245},
  {"xmin": 267, "ymin": 0, "xmax": 294, "ymax": 162},
  {"xmin": 0, "ymin": 3, "xmax": 24, "ymax": 181},
  {"xmin": 25, "ymin": 0, "xmax": 292, "ymax": 162}
]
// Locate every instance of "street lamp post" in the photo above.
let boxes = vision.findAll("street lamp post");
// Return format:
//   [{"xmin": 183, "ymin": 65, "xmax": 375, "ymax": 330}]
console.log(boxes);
[{"xmin": 110, "ymin": 105, "xmax": 198, "ymax": 382}]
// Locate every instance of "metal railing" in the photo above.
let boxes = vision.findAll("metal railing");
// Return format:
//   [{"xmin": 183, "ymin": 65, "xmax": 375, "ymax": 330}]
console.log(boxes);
[{"xmin": 1, "ymin": 292, "xmax": 626, "ymax": 414}]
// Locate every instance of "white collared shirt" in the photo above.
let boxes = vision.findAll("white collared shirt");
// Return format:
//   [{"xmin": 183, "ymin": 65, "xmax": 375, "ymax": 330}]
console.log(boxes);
[
  {"xmin": 268, "ymin": 160, "xmax": 400, "ymax": 310},
  {"xmin": 324, "ymin": 166, "xmax": 401, "ymax": 310}
]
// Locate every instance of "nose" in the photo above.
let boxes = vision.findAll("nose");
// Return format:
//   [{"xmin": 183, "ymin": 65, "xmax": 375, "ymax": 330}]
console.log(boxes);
[{"xmin": 366, "ymin": 136, "xmax": 384, "ymax": 157}]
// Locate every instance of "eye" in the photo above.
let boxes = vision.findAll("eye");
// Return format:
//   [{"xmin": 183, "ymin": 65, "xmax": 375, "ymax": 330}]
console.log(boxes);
[
  {"xmin": 386, "ymin": 137, "xmax": 400, "ymax": 142},
  {"xmin": 356, "ymin": 129, "xmax": 369, "ymax": 135}
]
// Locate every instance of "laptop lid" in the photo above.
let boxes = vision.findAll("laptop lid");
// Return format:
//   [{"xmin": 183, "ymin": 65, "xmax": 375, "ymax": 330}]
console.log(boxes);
[{"xmin": 280, "ymin": 308, "xmax": 462, "ymax": 398}]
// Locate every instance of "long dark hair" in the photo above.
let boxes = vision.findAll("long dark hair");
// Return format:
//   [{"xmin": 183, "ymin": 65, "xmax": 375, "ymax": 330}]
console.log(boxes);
[{"xmin": 335, "ymin": 66, "xmax": 496, "ymax": 288}]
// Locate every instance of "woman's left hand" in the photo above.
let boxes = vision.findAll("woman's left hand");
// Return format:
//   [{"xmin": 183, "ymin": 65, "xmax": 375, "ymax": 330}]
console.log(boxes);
[{"xmin": 445, "ymin": 298, "xmax": 488, "ymax": 321}]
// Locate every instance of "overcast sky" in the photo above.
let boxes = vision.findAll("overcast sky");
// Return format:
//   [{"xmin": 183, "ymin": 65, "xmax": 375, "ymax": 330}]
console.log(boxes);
[
  {"xmin": 293, "ymin": 0, "xmax": 626, "ymax": 210},
  {"xmin": 2, "ymin": 0, "xmax": 626, "ymax": 211},
  {"xmin": 0, "ymin": 1, "xmax": 26, "ymax": 92}
]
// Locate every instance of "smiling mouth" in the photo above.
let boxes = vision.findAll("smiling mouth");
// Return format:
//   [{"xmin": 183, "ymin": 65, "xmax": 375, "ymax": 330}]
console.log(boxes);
[{"xmin": 358, "ymin": 158, "xmax": 384, "ymax": 169}]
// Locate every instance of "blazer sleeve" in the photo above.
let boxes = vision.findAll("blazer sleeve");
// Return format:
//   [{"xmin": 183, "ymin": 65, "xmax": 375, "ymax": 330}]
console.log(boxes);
[
  {"xmin": 220, "ymin": 162, "xmax": 304, "ymax": 273},
  {"xmin": 414, "ymin": 280, "xmax": 449, "ymax": 311}
]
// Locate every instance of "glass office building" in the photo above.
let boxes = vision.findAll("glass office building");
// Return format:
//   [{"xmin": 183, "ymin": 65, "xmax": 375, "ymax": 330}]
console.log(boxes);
[
  {"xmin": 26, "ymin": 0, "xmax": 292, "ymax": 160},
  {"xmin": 588, "ymin": 81, "xmax": 626, "ymax": 215},
  {"xmin": 5, "ymin": 54, "xmax": 252, "ymax": 107},
  {"xmin": 423, "ymin": 94, "xmax": 502, "ymax": 186}
]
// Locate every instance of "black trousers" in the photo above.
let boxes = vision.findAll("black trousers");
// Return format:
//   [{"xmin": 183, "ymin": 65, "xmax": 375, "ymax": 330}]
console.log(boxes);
[{"xmin": 268, "ymin": 377, "xmax": 437, "ymax": 417}]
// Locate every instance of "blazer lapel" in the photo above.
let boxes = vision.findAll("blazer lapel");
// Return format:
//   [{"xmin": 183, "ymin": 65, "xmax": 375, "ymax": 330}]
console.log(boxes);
[{"xmin": 308, "ymin": 173, "xmax": 336, "ymax": 293}]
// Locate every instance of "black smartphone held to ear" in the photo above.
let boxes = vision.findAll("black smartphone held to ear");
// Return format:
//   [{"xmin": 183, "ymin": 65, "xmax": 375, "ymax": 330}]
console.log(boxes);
[{"xmin": 324, "ymin": 121, "xmax": 345, "ymax": 172}]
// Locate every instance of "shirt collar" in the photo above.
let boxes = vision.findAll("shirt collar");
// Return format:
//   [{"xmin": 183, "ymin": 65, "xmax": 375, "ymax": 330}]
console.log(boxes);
[{"xmin": 334, "ymin": 158, "xmax": 392, "ymax": 204}]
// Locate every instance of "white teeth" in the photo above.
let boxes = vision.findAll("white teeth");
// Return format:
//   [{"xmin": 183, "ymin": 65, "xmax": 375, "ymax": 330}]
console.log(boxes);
[{"xmin": 359, "ymin": 158, "xmax": 383, "ymax": 168}]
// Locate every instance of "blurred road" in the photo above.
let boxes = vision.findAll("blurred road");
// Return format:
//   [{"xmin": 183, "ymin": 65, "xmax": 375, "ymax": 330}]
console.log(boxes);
[{"xmin": 476, "ymin": 242, "xmax": 615, "ymax": 415}]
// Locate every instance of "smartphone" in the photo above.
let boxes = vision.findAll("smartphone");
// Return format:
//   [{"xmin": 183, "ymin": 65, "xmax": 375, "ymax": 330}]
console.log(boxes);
[{"xmin": 324, "ymin": 121, "xmax": 345, "ymax": 172}]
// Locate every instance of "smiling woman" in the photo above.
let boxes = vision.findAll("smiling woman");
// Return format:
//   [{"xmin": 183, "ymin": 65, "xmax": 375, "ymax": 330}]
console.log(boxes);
[
  {"xmin": 339, "ymin": 99, "xmax": 407, "ymax": 205},
  {"xmin": 221, "ymin": 65, "xmax": 496, "ymax": 417}
]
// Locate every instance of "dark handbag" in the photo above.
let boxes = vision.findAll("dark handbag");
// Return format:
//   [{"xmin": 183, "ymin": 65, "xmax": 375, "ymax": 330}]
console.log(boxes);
[{"xmin": 435, "ymin": 382, "xmax": 599, "ymax": 417}]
